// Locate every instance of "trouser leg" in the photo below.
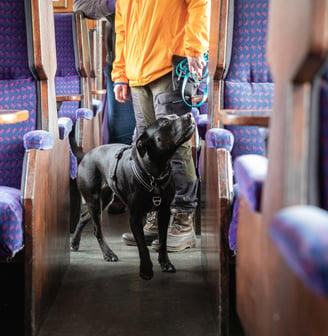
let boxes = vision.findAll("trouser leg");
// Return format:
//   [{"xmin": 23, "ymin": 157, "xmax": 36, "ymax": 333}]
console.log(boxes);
[{"xmin": 130, "ymin": 73, "xmax": 198, "ymax": 212}]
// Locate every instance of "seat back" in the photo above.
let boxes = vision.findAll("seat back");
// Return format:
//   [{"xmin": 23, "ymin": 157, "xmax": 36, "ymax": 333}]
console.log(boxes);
[
  {"xmin": 223, "ymin": 0, "xmax": 273, "ymax": 160},
  {"xmin": 54, "ymin": 11, "xmax": 101, "ymax": 153},
  {"xmin": 54, "ymin": 13, "xmax": 80, "ymax": 120},
  {"xmin": 0, "ymin": 1, "xmax": 37, "ymax": 189}
]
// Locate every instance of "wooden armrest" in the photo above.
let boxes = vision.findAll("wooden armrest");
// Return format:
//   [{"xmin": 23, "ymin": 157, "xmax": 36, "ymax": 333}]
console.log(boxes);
[
  {"xmin": 218, "ymin": 109, "xmax": 271, "ymax": 127},
  {"xmin": 92, "ymin": 89, "xmax": 106, "ymax": 96},
  {"xmin": 56, "ymin": 94, "xmax": 83, "ymax": 102},
  {"xmin": 0, "ymin": 109, "xmax": 29, "ymax": 124},
  {"xmin": 192, "ymin": 95, "xmax": 208, "ymax": 103}
]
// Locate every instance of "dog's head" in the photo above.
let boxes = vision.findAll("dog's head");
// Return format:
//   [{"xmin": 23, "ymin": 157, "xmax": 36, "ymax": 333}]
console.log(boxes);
[{"xmin": 136, "ymin": 113, "xmax": 195, "ymax": 164}]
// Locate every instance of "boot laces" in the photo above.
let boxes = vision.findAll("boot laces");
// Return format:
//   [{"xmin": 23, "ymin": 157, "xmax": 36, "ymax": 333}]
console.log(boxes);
[
  {"xmin": 169, "ymin": 212, "xmax": 192, "ymax": 235},
  {"xmin": 144, "ymin": 211, "xmax": 157, "ymax": 230}
]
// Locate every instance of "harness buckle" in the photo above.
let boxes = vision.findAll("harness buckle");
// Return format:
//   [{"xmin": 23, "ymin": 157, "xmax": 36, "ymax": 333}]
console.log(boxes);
[{"xmin": 152, "ymin": 196, "xmax": 162, "ymax": 207}]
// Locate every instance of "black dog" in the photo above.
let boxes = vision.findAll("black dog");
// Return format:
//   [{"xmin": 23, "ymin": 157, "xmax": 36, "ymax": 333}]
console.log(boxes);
[{"xmin": 71, "ymin": 113, "xmax": 195, "ymax": 280}]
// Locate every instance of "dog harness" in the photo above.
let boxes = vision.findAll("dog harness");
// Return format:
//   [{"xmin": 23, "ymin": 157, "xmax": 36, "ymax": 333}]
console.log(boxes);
[{"xmin": 109, "ymin": 146, "xmax": 172, "ymax": 209}]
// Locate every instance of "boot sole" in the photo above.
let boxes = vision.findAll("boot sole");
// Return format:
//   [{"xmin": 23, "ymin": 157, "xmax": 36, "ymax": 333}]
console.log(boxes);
[
  {"xmin": 122, "ymin": 235, "xmax": 157, "ymax": 246},
  {"xmin": 151, "ymin": 240, "xmax": 196, "ymax": 252}
]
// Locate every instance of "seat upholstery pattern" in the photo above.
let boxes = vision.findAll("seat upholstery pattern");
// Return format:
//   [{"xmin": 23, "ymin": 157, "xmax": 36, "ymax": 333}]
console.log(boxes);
[
  {"xmin": 224, "ymin": 0, "xmax": 274, "ymax": 161},
  {"xmin": 0, "ymin": 186, "xmax": 23, "ymax": 258},
  {"xmin": 54, "ymin": 13, "xmax": 80, "ymax": 120},
  {"xmin": 229, "ymin": 154, "xmax": 268, "ymax": 250},
  {"xmin": 0, "ymin": 2, "xmax": 37, "ymax": 189},
  {"xmin": 205, "ymin": 128, "xmax": 234, "ymax": 151},
  {"xmin": 270, "ymin": 206, "xmax": 328, "ymax": 296},
  {"xmin": 0, "ymin": 0, "xmax": 37, "ymax": 258},
  {"xmin": 0, "ymin": 79, "xmax": 37, "ymax": 189}
]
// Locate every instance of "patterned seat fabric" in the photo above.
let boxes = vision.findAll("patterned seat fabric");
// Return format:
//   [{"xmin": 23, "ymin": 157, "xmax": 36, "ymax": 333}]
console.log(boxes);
[
  {"xmin": 54, "ymin": 13, "xmax": 84, "ymax": 179},
  {"xmin": 224, "ymin": 0, "xmax": 273, "ymax": 251},
  {"xmin": 0, "ymin": 2, "xmax": 37, "ymax": 258},
  {"xmin": 54, "ymin": 13, "xmax": 80, "ymax": 120},
  {"xmin": 224, "ymin": 0, "xmax": 274, "ymax": 161},
  {"xmin": 270, "ymin": 206, "xmax": 328, "ymax": 296}
]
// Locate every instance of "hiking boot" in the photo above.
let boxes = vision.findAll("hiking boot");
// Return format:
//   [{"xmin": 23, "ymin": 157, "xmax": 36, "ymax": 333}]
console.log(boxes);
[
  {"xmin": 151, "ymin": 209, "xmax": 196, "ymax": 252},
  {"xmin": 122, "ymin": 211, "xmax": 158, "ymax": 246}
]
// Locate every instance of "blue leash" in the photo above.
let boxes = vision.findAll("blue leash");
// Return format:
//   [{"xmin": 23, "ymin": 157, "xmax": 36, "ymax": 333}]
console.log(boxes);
[{"xmin": 175, "ymin": 51, "xmax": 209, "ymax": 108}]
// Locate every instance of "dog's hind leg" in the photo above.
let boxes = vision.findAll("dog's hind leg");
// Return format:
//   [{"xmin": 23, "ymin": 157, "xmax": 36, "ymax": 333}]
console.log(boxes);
[
  {"xmin": 78, "ymin": 168, "xmax": 118, "ymax": 261},
  {"xmin": 157, "ymin": 208, "xmax": 176, "ymax": 273},
  {"xmin": 71, "ymin": 204, "xmax": 91, "ymax": 251},
  {"xmin": 130, "ymin": 214, "xmax": 154, "ymax": 280}
]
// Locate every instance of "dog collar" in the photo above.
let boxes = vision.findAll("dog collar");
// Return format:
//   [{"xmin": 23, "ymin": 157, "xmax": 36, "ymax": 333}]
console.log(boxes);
[{"xmin": 131, "ymin": 146, "xmax": 172, "ymax": 207}]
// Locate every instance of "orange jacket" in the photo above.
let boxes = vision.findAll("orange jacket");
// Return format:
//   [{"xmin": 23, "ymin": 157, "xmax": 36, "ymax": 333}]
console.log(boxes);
[{"xmin": 112, "ymin": 0, "xmax": 209, "ymax": 87}]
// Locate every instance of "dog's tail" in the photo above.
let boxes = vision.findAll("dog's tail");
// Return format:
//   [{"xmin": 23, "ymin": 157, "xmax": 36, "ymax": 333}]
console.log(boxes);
[{"xmin": 69, "ymin": 129, "xmax": 86, "ymax": 164}]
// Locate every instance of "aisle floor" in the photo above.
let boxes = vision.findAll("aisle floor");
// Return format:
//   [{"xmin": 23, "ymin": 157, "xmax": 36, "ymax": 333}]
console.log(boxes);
[{"xmin": 38, "ymin": 211, "xmax": 219, "ymax": 336}]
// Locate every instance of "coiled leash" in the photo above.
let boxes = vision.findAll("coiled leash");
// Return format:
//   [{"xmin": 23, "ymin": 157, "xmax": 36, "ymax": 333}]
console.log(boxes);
[{"xmin": 175, "ymin": 51, "xmax": 209, "ymax": 108}]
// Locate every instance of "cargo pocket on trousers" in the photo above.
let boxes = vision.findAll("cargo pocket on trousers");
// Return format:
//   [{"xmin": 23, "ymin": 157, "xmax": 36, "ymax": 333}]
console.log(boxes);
[{"xmin": 154, "ymin": 90, "xmax": 191, "ymax": 117}]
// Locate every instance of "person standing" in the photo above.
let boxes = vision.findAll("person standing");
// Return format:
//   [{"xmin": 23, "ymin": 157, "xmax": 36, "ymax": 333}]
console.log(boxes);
[
  {"xmin": 113, "ymin": 0, "xmax": 209, "ymax": 251},
  {"xmin": 73, "ymin": 0, "xmax": 136, "ymax": 145}
]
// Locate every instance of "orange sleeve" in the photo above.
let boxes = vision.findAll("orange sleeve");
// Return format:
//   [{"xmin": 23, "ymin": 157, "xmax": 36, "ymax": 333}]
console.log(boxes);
[
  {"xmin": 111, "ymin": 1, "xmax": 129, "ymax": 83},
  {"xmin": 184, "ymin": 0, "xmax": 210, "ymax": 56}
]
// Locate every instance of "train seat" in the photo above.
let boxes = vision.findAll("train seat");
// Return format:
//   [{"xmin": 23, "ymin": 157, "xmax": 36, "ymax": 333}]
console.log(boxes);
[
  {"xmin": 0, "ymin": 1, "xmax": 70, "ymax": 334},
  {"xmin": 54, "ymin": 13, "xmax": 81, "ymax": 119},
  {"xmin": 54, "ymin": 11, "xmax": 103, "ymax": 231},
  {"xmin": 54, "ymin": 11, "xmax": 101, "ymax": 152},
  {"xmin": 234, "ymin": 0, "xmax": 328, "ymax": 334},
  {"xmin": 0, "ymin": 2, "xmax": 50, "ymax": 259},
  {"xmin": 270, "ymin": 205, "xmax": 328, "ymax": 297},
  {"xmin": 201, "ymin": 0, "xmax": 273, "ymax": 333}
]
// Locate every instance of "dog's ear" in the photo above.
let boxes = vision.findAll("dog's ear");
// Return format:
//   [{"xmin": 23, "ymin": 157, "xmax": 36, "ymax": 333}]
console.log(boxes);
[{"xmin": 136, "ymin": 133, "xmax": 148, "ymax": 157}]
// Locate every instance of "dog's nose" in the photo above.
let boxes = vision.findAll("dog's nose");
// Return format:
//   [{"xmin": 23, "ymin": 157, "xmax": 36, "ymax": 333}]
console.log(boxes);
[{"xmin": 185, "ymin": 112, "xmax": 194, "ymax": 121}]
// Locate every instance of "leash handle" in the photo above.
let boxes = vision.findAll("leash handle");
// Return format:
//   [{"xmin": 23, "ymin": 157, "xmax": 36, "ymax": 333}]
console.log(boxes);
[{"xmin": 176, "ymin": 51, "xmax": 209, "ymax": 108}]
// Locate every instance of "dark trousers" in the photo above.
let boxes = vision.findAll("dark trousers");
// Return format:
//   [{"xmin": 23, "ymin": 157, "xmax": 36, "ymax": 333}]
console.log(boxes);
[{"xmin": 130, "ymin": 73, "xmax": 198, "ymax": 213}]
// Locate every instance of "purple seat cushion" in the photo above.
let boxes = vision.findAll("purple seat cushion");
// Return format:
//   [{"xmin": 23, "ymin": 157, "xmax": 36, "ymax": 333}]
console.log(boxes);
[
  {"xmin": 0, "ymin": 186, "xmax": 23, "ymax": 258},
  {"xmin": 234, "ymin": 154, "xmax": 268, "ymax": 212},
  {"xmin": 23, "ymin": 130, "xmax": 55, "ymax": 151},
  {"xmin": 205, "ymin": 128, "xmax": 234, "ymax": 152},
  {"xmin": 270, "ymin": 206, "xmax": 328, "ymax": 296},
  {"xmin": 228, "ymin": 154, "xmax": 267, "ymax": 251}
]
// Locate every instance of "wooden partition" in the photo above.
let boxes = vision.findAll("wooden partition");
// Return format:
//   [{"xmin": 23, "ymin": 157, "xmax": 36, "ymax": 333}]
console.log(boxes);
[
  {"xmin": 26, "ymin": 0, "xmax": 71, "ymax": 334},
  {"xmin": 236, "ymin": 0, "xmax": 328, "ymax": 335},
  {"xmin": 200, "ymin": 1, "xmax": 234, "ymax": 335},
  {"xmin": 74, "ymin": 11, "xmax": 102, "ymax": 151}
]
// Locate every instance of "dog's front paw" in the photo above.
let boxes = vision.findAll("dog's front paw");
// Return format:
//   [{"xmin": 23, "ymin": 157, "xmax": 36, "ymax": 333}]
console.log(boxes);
[
  {"xmin": 160, "ymin": 261, "xmax": 176, "ymax": 273},
  {"xmin": 140, "ymin": 261, "xmax": 153, "ymax": 280},
  {"xmin": 71, "ymin": 238, "xmax": 80, "ymax": 251},
  {"xmin": 103, "ymin": 251, "xmax": 119, "ymax": 262},
  {"xmin": 158, "ymin": 253, "xmax": 176, "ymax": 273}
]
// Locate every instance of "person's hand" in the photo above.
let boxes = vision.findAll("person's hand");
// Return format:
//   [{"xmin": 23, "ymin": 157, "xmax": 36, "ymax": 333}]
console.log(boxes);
[
  {"xmin": 114, "ymin": 83, "xmax": 131, "ymax": 103},
  {"xmin": 106, "ymin": 0, "xmax": 115, "ymax": 12},
  {"xmin": 187, "ymin": 55, "xmax": 206, "ymax": 76}
]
